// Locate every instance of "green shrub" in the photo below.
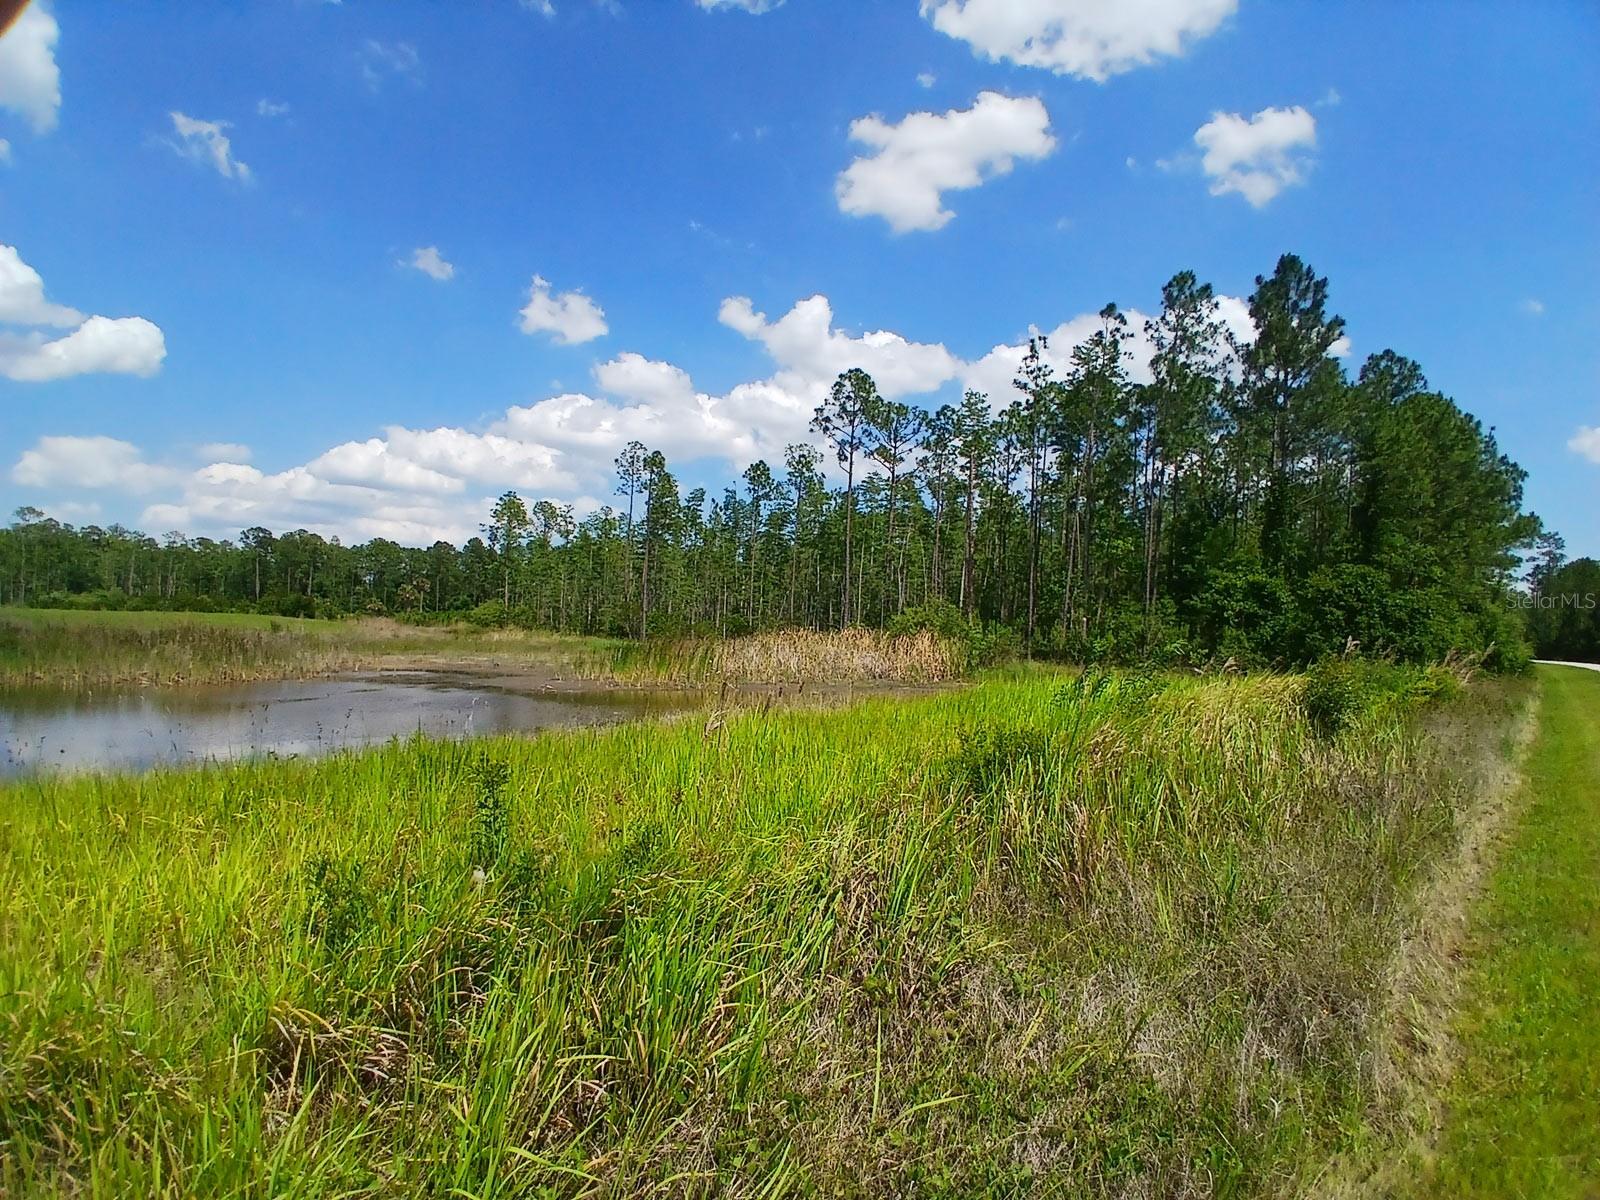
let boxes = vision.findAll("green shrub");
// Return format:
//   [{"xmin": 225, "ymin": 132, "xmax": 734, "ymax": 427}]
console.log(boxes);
[
  {"xmin": 465, "ymin": 599, "xmax": 508, "ymax": 628},
  {"xmin": 1190, "ymin": 565, "xmax": 1293, "ymax": 666},
  {"xmin": 887, "ymin": 599, "xmax": 968, "ymax": 642},
  {"xmin": 1301, "ymin": 658, "xmax": 1372, "ymax": 736},
  {"xmin": 469, "ymin": 758, "xmax": 512, "ymax": 869}
]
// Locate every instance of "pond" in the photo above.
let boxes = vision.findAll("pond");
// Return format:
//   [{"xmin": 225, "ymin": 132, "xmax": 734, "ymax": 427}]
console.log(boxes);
[{"xmin": 0, "ymin": 671, "xmax": 701, "ymax": 778}]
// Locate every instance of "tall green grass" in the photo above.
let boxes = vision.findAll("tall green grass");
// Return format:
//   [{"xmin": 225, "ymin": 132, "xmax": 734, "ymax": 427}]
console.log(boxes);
[{"xmin": 0, "ymin": 669, "xmax": 1505, "ymax": 1196}]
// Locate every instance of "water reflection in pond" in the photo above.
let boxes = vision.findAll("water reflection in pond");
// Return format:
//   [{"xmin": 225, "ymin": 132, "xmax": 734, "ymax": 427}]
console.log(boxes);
[{"xmin": 0, "ymin": 672, "xmax": 700, "ymax": 777}]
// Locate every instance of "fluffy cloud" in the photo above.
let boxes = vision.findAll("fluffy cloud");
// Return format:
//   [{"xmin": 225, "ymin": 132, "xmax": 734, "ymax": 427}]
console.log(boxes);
[
  {"xmin": 12, "ymin": 436, "xmax": 180, "ymax": 493},
  {"xmin": 1191, "ymin": 105, "xmax": 1316, "ymax": 207},
  {"xmin": 1569, "ymin": 427, "xmax": 1600, "ymax": 465},
  {"xmin": 307, "ymin": 440, "xmax": 465, "ymax": 495},
  {"xmin": 0, "ymin": 243, "xmax": 82, "ymax": 326},
  {"xmin": 835, "ymin": 91, "xmax": 1056, "ymax": 233},
  {"xmin": 308, "ymin": 427, "xmax": 571, "ymax": 496},
  {"xmin": 921, "ymin": 0, "xmax": 1235, "ymax": 82},
  {"xmin": 1521, "ymin": 298, "xmax": 1545, "ymax": 317},
  {"xmin": 406, "ymin": 246, "xmax": 455, "ymax": 281},
  {"xmin": 719, "ymin": 294, "xmax": 960, "ymax": 398},
  {"xmin": 519, "ymin": 275, "xmax": 609, "ymax": 344},
  {"xmin": 169, "ymin": 112, "xmax": 253, "ymax": 183},
  {"xmin": 256, "ymin": 99, "xmax": 290, "ymax": 118},
  {"xmin": 500, "ymin": 293, "xmax": 968, "ymax": 471},
  {"xmin": 697, "ymin": 0, "xmax": 783, "ymax": 10},
  {"xmin": 0, "ymin": 244, "xmax": 166, "ymax": 382},
  {"xmin": 0, "ymin": 1, "xmax": 61, "ymax": 133},
  {"xmin": 593, "ymin": 351, "xmax": 697, "ymax": 408},
  {"xmin": 102, "ymin": 429, "xmax": 575, "ymax": 547},
  {"xmin": 0, "ymin": 315, "xmax": 166, "ymax": 382}
]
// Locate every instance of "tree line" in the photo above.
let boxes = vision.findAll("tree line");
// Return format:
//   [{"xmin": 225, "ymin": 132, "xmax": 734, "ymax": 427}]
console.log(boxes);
[
  {"xmin": 0, "ymin": 254, "xmax": 1547, "ymax": 667},
  {"xmin": 1524, "ymin": 536, "xmax": 1600, "ymax": 663}
]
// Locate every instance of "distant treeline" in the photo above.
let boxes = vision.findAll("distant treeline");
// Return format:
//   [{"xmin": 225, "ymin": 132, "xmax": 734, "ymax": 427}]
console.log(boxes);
[
  {"xmin": 1525, "ymin": 549, "xmax": 1600, "ymax": 664},
  {"xmin": 2, "ymin": 255, "xmax": 1547, "ymax": 669}
]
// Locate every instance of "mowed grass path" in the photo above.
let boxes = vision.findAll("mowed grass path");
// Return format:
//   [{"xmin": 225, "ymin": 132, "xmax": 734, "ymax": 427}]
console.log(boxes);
[{"xmin": 1411, "ymin": 664, "xmax": 1600, "ymax": 1195}]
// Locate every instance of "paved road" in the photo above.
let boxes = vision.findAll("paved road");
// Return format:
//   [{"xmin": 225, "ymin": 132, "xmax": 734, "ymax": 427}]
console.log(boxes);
[{"xmin": 1534, "ymin": 660, "xmax": 1600, "ymax": 672}]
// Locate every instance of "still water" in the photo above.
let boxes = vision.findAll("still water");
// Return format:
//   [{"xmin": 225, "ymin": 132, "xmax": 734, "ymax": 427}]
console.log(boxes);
[{"xmin": 0, "ymin": 671, "xmax": 699, "ymax": 777}]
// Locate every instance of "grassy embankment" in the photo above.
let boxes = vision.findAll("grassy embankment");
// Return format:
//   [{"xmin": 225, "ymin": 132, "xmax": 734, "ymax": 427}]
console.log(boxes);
[
  {"xmin": 0, "ymin": 608, "xmax": 619, "ymax": 690},
  {"xmin": 1395, "ymin": 664, "xmax": 1600, "ymax": 1195},
  {"xmin": 0, "ymin": 665, "xmax": 1521, "ymax": 1196}
]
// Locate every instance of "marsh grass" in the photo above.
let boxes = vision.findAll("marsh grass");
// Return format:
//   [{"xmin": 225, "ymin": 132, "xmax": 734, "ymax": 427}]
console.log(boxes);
[
  {"xmin": 0, "ymin": 668, "xmax": 1501, "ymax": 1196},
  {"xmin": 593, "ymin": 627, "xmax": 967, "ymax": 685},
  {"xmin": 0, "ymin": 608, "xmax": 616, "ymax": 689}
]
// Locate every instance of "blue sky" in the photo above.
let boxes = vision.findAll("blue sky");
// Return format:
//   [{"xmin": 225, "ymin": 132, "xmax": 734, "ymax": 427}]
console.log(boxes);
[{"xmin": 2, "ymin": 0, "xmax": 1596, "ymax": 554}]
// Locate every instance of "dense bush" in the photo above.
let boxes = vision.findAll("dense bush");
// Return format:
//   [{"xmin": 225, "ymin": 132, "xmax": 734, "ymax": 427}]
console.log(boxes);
[
  {"xmin": 1301, "ymin": 656, "xmax": 1465, "ymax": 737},
  {"xmin": 1190, "ymin": 566, "xmax": 1294, "ymax": 666},
  {"xmin": 464, "ymin": 599, "xmax": 509, "ymax": 628}
]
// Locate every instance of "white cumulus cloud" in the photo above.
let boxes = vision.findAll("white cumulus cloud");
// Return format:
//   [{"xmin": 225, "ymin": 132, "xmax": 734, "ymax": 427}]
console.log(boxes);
[
  {"xmin": 835, "ymin": 91, "xmax": 1056, "ymax": 233},
  {"xmin": 1569, "ymin": 427, "xmax": 1600, "ymax": 465},
  {"xmin": 1191, "ymin": 105, "xmax": 1316, "ymax": 207},
  {"xmin": 0, "ymin": 315, "xmax": 166, "ymax": 382},
  {"xmin": 406, "ymin": 246, "xmax": 455, "ymax": 281},
  {"xmin": 921, "ymin": 0, "xmax": 1235, "ymax": 82},
  {"xmin": 12, "ymin": 436, "xmax": 180, "ymax": 493},
  {"xmin": 719, "ymin": 294, "xmax": 961, "ymax": 398},
  {"xmin": 0, "ymin": 244, "xmax": 166, "ymax": 382},
  {"xmin": 0, "ymin": 1, "xmax": 61, "ymax": 133},
  {"xmin": 697, "ymin": 0, "xmax": 783, "ymax": 11},
  {"xmin": 0, "ymin": 243, "xmax": 83, "ymax": 326},
  {"xmin": 519, "ymin": 275, "xmax": 608, "ymax": 344},
  {"xmin": 169, "ymin": 112, "xmax": 252, "ymax": 183}
]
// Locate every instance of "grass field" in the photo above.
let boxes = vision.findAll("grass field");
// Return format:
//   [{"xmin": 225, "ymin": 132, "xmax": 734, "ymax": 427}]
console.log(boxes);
[
  {"xmin": 0, "ymin": 608, "xmax": 617, "ymax": 689},
  {"xmin": 0, "ymin": 665, "xmax": 1515, "ymax": 1197},
  {"xmin": 1399, "ymin": 665, "xmax": 1600, "ymax": 1195}
]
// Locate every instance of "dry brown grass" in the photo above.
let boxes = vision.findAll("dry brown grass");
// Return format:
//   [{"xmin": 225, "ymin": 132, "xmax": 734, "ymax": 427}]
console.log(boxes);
[
  {"xmin": 714, "ymin": 628, "xmax": 964, "ymax": 683},
  {"xmin": 595, "ymin": 627, "xmax": 968, "ymax": 685}
]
